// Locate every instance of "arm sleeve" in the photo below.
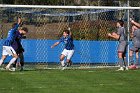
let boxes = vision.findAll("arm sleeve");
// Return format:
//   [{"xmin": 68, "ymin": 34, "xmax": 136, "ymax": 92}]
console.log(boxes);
[
  {"xmin": 117, "ymin": 28, "xmax": 122, "ymax": 35},
  {"xmin": 12, "ymin": 24, "xmax": 19, "ymax": 33},
  {"xmin": 59, "ymin": 37, "xmax": 63, "ymax": 43}
]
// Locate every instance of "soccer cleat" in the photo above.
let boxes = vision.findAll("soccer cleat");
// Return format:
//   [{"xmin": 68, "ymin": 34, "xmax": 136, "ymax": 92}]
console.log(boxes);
[
  {"xmin": 0, "ymin": 67, "xmax": 5, "ymax": 70},
  {"xmin": 61, "ymin": 61, "xmax": 65, "ymax": 67},
  {"xmin": 125, "ymin": 67, "xmax": 129, "ymax": 70},
  {"xmin": 20, "ymin": 67, "xmax": 24, "ymax": 71},
  {"xmin": 116, "ymin": 67, "xmax": 124, "ymax": 71},
  {"xmin": 66, "ymin": 61, "xmax": 73, "ymax": 67},
  {"xmin": 128, "ymin": 64, "xmax": 137, "ymax": 70},
  {"xmin": 136, "ymin": 66, "xmax": 139, "ymax": 69},
  {"xmin": 61, "ymin": 66, "xmax": 66, "ymax": 70},
  {"xmin": 11, "ymin": 67, "xmax": 16, "ymax": 71},
  {"xmin": 5, "ymin": 66, "xmax": 15, "ymax": 72},
  {"xmin": 5, "ymin": 67, "xmax": 13, "ymax": 71}
]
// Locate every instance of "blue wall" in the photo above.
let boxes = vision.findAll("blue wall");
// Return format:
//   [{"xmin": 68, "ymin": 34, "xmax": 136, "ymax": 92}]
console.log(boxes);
[{"xmin": 0, "ymin": 39, "xmax": 119, "ymax": 63}]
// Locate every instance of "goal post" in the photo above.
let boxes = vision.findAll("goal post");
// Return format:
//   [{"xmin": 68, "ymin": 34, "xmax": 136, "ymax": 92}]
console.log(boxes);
[{"xmin": 0, "ymin": 5, "xmax": 140, "ymax": 70}]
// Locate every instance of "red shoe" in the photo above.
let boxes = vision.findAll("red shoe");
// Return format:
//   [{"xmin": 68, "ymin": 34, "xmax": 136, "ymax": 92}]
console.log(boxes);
[{"xmin": 128, "ymin": 65, "xmax": 137, "ymax": 70}]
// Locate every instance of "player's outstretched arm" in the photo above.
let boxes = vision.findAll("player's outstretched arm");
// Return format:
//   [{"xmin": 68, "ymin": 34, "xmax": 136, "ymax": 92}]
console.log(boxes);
[
  {"xmin": 17, "ymin": 17, "xmax": 22, "ymax": 24},
  {"xmin": 12, "ymin": 17, "xmax": 22, "ymax": 32},
  {"xmin": 130, "ymin": 19, "xmax": 140, "ymax": 28},
  {"xmin": 51, "ymin": 42, "xmax": 60, "ymax": 48},
  {"xmin": 107, "ymin": 32, "xmax": 120, "ymax": 40}
]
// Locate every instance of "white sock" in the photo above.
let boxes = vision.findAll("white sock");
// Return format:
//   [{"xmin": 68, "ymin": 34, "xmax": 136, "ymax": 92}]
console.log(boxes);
[
  {"xmin": 60, "ymin": 60, "xmax": 65, "ymax": 66},
  {"xmin": 0, "ymin": 59, "xmax": 4, "ymax": 66},
  {"xmin": 6, "ymin": 58, "xmax": 17, "ymax": 68}
]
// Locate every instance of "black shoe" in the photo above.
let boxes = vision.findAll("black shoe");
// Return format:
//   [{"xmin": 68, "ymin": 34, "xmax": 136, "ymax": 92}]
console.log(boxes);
[
  {"xmin": 66, "ymin": 61, "xmax": 72, "ymax": 67},
  {"xmin": 20, "ymin": 67, "xmax": 24, "ymax": 71}
]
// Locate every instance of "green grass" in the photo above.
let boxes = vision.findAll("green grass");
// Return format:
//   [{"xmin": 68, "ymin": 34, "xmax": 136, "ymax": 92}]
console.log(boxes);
[{"xmin": 0, "ymin": 69, "xmax": 140, "ymax": 93}]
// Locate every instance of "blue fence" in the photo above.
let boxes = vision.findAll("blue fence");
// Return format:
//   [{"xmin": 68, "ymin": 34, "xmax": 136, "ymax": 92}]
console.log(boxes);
[{"xmin": 0, "ymin": 39, "xmax": 119, "ymax": 63}]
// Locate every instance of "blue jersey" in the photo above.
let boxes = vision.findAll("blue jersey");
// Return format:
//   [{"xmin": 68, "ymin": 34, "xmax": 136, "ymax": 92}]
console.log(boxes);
[
  {"xmin": 59, "ymin": 35, "xmax": 74, "ymax": 50},
  {"xmin": 3, "ymin": 24, "xmax": 19, "ymax": 46}
]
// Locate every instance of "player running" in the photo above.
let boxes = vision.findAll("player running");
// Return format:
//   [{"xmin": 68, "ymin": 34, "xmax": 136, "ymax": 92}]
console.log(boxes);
[
  {"xmin": 51, "ymin": 30, "xmax": 74, "ymax": 69},
  {"xmin": 108, "ymin": 20, "xmax": 128, "ymax": 71},
  {"xmin": 0, "ymin": 17, "xmax": 28, "ymax": 71}
]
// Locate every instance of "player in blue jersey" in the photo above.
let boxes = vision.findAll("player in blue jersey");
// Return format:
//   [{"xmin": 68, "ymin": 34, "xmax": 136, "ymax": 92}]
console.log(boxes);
[
  {"xmin": 0, "ymin": 18, "xmax": 28, "ymax": 71},
  {"xmin": 108, "ymin": 20, "xmax": 128, "ymax": 71},
  {"xmin": 51, "ymin": 30, "xmax": 74, "ymax": 69}
]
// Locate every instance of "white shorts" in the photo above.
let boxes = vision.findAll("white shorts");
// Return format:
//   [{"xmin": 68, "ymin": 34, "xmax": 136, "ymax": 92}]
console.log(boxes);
[
  {"xmin": 61, "ymin": 49, "xmax": 74, "ymax": 60},
  {"xmin": 2, "ymin": 46, "xmax": 17, "ymax": 56}
]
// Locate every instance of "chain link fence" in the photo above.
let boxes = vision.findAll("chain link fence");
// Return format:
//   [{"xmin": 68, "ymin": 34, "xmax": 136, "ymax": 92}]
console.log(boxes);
[{"xmin": 0, "ymin": 4, "xmax": 140, "ymax": 70}]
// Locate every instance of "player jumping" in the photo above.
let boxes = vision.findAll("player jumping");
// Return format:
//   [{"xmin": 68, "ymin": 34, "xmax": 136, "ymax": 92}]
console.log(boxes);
[
  {"xmin": 0, "ymin": 17, "xmax": 28, "ymax": 71},
  {"xmin": 129, "ymin": 19, "xmax": 140, "ymax": 69},
  {"xmin": 108, "ymin": 20, "xmax": 128, "ymax": 71},
  {"xmin": 11, "ymin": 27, "xmax": 28, "ymax": 71}
]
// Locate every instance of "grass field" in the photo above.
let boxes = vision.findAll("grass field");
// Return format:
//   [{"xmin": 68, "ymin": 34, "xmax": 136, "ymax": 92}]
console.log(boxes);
[{"xmin": 0, "ymin": 68, "xmax": 140, "ymax": 93}]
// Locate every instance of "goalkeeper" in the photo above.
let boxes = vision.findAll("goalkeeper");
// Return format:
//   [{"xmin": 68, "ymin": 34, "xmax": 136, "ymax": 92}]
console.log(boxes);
[{"xmin": 11, "ymin": 27, "xmax": 28, "ymax": 71}]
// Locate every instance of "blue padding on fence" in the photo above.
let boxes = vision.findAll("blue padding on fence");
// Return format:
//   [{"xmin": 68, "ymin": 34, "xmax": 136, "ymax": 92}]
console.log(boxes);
[{"xmin": 0, "ymin": 39, "xmax": 119, "ymax": 63}]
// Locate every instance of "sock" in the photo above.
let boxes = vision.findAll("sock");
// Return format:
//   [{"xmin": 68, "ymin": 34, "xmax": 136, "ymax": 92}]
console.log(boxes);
[
  {"xmin": 6, "ymin": 58, "xmax": 17, "ymax": 68},
  {"xmin": 60, "ymin": 60, "xmax": 65, "ymax": 67},
  {"xmin": 136, "ymin": 58, "xmax": 139, "ymax": 66},
  {"xmin": 0, "ymin": 59, "xmax": 4, "ymax": 66},
  {"xmin": 118, "ymin": 58, "xmax": 124, "ymax": 67},
  {"xmin": 124, "ymin": 57, "xmax": 128, "ymax": 67},
  {"xmin": 12, "ymin": 59, "xmax": 17, "ymax": 68},
  {"xmin": 129, "ymin": 56, "xmax": 134, "ymax": 65}
]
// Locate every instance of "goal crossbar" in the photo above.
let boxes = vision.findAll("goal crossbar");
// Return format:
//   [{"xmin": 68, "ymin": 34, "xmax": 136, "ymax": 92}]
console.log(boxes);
[{"xmin": 0, "ymin": 4, "xmax": 140, "ymax": 10}]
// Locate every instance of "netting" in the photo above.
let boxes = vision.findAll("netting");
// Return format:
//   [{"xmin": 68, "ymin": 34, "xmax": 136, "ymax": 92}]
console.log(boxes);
[{"xmin": 0, "ymin": 5, "xmax": 140, "ymax": 70}]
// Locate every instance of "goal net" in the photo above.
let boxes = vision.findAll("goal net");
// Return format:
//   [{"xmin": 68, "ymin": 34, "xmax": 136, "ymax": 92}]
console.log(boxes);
[{"xmin": 0, "ymin": 5, "xmax": 140, "ymax": 70}]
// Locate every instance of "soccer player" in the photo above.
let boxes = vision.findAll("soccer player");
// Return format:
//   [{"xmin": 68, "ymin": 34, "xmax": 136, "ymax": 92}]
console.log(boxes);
[
  {"xmin": 130, "ymin": 18, "xmax": 140, "ymax": 28},
  {"xmin": 108, "ymin": 20, "xmax": 128, "ymax": 71},
  {"xmin": 11, "ymin": 27, "xmax": 28, "ymax": 71},
  {"xmin": 129, "ymin": 19, "xmax": 140, "ymax": 69},
  {"xmin": 0, "ymin": 18, "xmax": 28, "ymax": 71},
  {"xmin": 51, "ymin": 30, "xmax": 74, "ymax": 69}
]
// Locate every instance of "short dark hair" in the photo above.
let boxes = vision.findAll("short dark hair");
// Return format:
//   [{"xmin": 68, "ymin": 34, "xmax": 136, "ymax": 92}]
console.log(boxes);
[
  {"xmin": 117, "ymin": 20, "xmax": 124, "ymax": 27},
  {"xmin": 21, "ymin": 27, "xmax": 28, "ymax": 33},
  {"xmin": 63, "ymin": 30, "xmax": 70, "ymax": 35}
]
